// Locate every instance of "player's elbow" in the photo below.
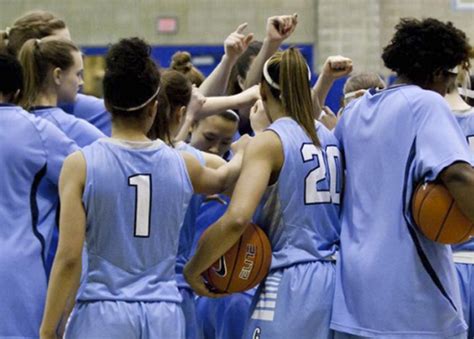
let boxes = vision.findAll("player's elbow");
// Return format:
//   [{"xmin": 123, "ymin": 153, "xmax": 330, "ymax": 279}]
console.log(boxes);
[{"xmin": 54, "ymin": 250, "xmax": 82, "ymax": 272}]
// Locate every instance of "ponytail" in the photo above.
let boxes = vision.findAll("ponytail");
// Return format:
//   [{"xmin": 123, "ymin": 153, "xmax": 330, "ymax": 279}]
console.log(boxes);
[
  {"xmin": 18, "ymin": 37, "xmax": 78, "ymax": 110},
  {"xmin": 0, "ymin": 29, "xmax": 9, "ymax": 55},
  {"xmin": 264, "ymin": 48, "xmax": 320, "ymax": 147}
]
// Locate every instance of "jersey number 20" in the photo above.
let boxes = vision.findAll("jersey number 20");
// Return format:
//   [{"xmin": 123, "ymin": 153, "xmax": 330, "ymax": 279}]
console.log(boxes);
[
  {"xmin": 128, "ymin": 174, "xmax": 151, "ymax": 237},
  {"xmin": 301, "ymin": 144, "xmax": 340, "ymax": 204}
]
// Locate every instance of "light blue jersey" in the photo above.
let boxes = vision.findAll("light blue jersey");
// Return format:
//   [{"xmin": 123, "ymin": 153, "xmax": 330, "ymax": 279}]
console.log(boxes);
[
  {"xmin": 450, "ymin": 108, "xmax": 474, "ymax": 339},
  {"xmin": 76, "ymin": 138, "xmax": 193, "ymax": 302},
  {"xmin": 332, "ymin": 85, "xmax": 471, "ymax": 338},
  {"xmin": 32, "ymin": 106, "xmax": 104, "ymax": 148},
  {"xmin": 245, "ymin": 118, "xmax": 342, "ymax": 339},
  {"xmin": 60, "ymin": 93, "xmax": 112, "ymax": 136},
  {"xmin": 175, "ymin": 141, "xmax": 205, "ymax": 339},
  {"xmin": 0, "ymin": 104, "xmax": 76, "ymax": 338},
  {"xmin": 452, "ymin": 108, "xmax": 474, "ymax": 253}
]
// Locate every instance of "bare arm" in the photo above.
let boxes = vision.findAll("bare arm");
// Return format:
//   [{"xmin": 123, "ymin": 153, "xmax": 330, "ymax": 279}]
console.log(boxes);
[
  {"xmin": 40, "ymin": 151, "xmax": 86, "ymax": 338},
  {"xmin": 440, "ymin": 162, "xmax": 474, "ymax": 222},
  {"xmin": 312, "ymin": 56, "xmax": 353, "ymax": 119},
  {"xmin": 199, "ymin": 23, "xmax": 253, "ymax": 96},
  {"xmin": 183, "ymin": 135, "xmax": 251, "ymax": 195},
  {"xmin": 198, "ymin": 85, "xmax": 259, "ymax": 118},
  {"xmin": 183, "ymin": 131, "xmax": 283, "ymax": 296},
  {"xmin": 244, "ymin": 14, "xmax": 298, "ymax": 89}
]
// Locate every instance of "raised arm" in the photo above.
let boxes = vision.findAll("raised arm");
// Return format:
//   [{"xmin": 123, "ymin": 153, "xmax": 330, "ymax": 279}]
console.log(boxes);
[
  {"xmin": 40, "ymin": 151, "xmax": 86, "ymax": 339},
  {"xmin": 199, "ymin": 23, "xmax": 254, "ymax": 96},
  {"xmin": 243, "ymin": 14, "xmax": 298, "ymax": 89},
  {"xmin": 312, "ymin": 55, "xmax": 353, "ymax": 118},
  {"xmin": 183, "ymin": 131, "xmax": 283, "ymax": 296}
]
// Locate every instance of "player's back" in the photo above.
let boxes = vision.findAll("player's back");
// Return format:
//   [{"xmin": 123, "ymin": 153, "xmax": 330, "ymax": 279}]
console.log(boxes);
[
  {"xmin": 32, "ymin": 106, "xmax": 104, "ymax": 148},
  {"xmin": 254, "ymin": 117, "xmax": 342, "ymax": 269},
  {"xmin": 0, "ymin": 104, "xmax": 76, "ymax": 337},
  {"xmin": 79, "ymin": 138, "xmax": 193, "ymax": 303},
  {"xmin": 332, "ymin": 84, "xmax": 470, "ymax": 336}
]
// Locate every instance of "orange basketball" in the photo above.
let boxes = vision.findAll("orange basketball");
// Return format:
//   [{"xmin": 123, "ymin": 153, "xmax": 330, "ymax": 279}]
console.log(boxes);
[
  {"xmin": 203, "ymin": 223, "xmax": 272, "ymax": 293},
  {"xmin": 412, "ymin": 182, "xmax": 473, "ymax": 244}
]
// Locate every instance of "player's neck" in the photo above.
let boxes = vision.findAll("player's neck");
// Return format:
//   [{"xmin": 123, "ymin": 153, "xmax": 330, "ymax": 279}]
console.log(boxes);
[
  {"xmin": 111, "ymin": 120, "xmax": 151, "ymax": 142},
  {"xmin": 33, "ymin": 91, "xmax": 57, "ymax": 107}
]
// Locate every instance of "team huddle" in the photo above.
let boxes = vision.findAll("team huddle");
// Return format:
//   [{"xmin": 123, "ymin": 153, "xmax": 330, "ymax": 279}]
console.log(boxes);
[{"xmin": 1, "ymin": 9, "xmax": 474, "ymax": 339}]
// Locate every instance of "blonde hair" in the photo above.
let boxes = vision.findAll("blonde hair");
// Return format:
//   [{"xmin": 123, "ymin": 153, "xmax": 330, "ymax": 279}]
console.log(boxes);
[
  {"xmin": 18, "ymin": 36, "xmax": 79, "ymax": 110},
  {"xmin": 263, "ymin": 48, "xmax": 320, "ymax": 147}
]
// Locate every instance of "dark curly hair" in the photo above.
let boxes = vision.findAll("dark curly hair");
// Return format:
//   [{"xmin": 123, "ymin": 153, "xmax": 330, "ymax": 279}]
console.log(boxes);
[
  {"xmin": 103, "ymin": 37, "xmax": 160, "ymax": 120},
  {"xmin": 382, "ymin": 18, "xmax": 470, "ymax": 86}
]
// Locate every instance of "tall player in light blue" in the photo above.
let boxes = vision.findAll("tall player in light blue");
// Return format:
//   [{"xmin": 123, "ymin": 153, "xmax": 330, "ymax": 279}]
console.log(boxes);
[
  {"xmin": 185, "ymin": 48, "xmax": 343, "ymax": 339},
  {"xmin": 0, "ymin": 54, "xmax": 77, "ymax": 338},
  {"xmin": 331, "ymin": 18, "xmax": 474, "ymax": 338},
  {"xmin": 40, "ymin": 37, "xmax": 247, "ymax": 339},
  {"xmin": 445, "ymin": 63, "xmax": 474, "ymax": 338}
]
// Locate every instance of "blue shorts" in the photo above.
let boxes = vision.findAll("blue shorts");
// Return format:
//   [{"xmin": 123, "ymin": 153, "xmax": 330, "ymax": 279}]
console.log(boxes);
[
  {"xmin": 196, "ymin": 290, "xmax": 253, "ymax": 339},
  {"xmin": 244, "ymin": 260, "xmax": 336, "ymax": 339},
  {"xmin": 180, "ymin": 287, "xmax": 201, "ymax": 339},
  {"xmin": 456, "ymin": 263, "xmax": 474, "ymax": 339},
  {"xmin": 65, "ymin": 300, "xmax": 184, "ymax": 338},
  {"xmin": 334, "ymin": 331, "xmax": 467, "ymax": 339}
]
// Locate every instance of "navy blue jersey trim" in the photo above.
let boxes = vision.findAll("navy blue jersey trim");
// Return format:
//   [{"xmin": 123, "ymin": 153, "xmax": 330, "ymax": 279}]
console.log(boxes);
[
  {"xmin": 402, "ymin": 139, "xmax": 457, "ymax": 311},
  {"xmin": 30, "ymin": 164, "xmax": 48, "ymax": 278}
]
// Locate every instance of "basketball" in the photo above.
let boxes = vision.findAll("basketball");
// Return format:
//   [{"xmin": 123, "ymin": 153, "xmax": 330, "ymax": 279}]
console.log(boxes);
[
  {"xmin": 412, "ymin": 182, "xmax": 474, "ymax": 244},
  {"xmin": 203, "ymin": 223, "xmax": 272, "ymax": 293}
]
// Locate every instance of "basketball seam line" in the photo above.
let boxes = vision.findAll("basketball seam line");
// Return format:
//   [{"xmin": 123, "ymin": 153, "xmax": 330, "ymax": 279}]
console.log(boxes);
[
  {"xmin": 225, "ymin": 237, "xmax": 243, "ymax": 292},
  {"xmin": 434, "ymin": 199, "xmax": 454, "ymax": 242},
  {"xmin": 416, "ymin": 183, "xmax": 436, "ymax": 227}
]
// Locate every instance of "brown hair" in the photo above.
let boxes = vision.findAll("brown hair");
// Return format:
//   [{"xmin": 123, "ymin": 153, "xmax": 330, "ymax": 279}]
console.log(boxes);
[
  {"xmin": 227, "ymin": 40, "xmax": 263, "ymax": 95},
  {"xmin": 0, "ymin": 10, "xmax": 67, "ymax": 57},
  {"xmin": 18, "ymin": 36, "xmax": 79, "ymax": 110},
  {"xmin": 343, "ymin": 72, "xmax": 385, "ymax": 94},
  {"xmin": 263, "ymin": 48, "xmax": 320, "ymax": 147},
  {"xmin": 170, "ymin": 51, "xmax": 205, "ymax": 86},
  {"xmin": 148, "ymin": 70, "xmax": 192, "ymax": 143}
]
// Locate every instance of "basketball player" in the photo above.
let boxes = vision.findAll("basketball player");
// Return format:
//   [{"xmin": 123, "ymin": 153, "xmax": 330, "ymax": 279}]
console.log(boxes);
[
  {"xmin": 331, "ymin": 18, "xmax": 474, "ymax": 338},
  {"xmin": 185, "ymin": 47, "xmax": 343, "ymax": 338},
  {"xmin": 0, "ymin": 10, "xmax": 112, "ymax": 135},
  {"xmin": 0, "ymin": 53, "xmax": 77, "ymax": 338},
  {"xmin": 40, "ymin": 37, "xmax": 247, "ymax": 338},
  {"xmin": 18, "ymin": 36, "xmax": 104, "ymax": 147},
  {"xmin": 445, "ymin": 60, "xmax": 474, "ymax": 338}
]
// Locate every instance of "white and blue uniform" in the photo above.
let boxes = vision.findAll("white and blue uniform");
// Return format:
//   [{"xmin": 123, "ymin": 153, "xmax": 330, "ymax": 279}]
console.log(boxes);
[
  {"xmin": 31, "ymin": 106, "xmax": 104, "ymax": 148},
  {"xmin": 60, "ymin": 93, "xmax": 112, "ymax": 136},
  {"xmin": 175, "ymin": 141, "xmax": 205, "ymax": 339},
  {"xmin": 244, "ymin": 118, "xmax": 342, "ymax": 339},
  {"xmin": 65, "ymin": 138, "xmax": 193, "ymax": 338},
  {"xmin": 31, "ymin": 106, "xmax": 104, "ymax": 275},
  {"xmin": 0, "ymin": 104, "xmax": 76, "ymax": 338},
  {"xmin": 451, "ymin": 108, "xmax": 474, "ymax": 339},
  {"xmin": 331, "ymin": 85, "xmax": 471, "ymax": 338},
  {"xmin": 195, "ymin": 196, "xmax": 254, "ymax": 339}
]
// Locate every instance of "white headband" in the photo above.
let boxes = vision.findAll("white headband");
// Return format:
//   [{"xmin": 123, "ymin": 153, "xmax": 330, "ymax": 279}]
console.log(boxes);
[
  {"xmin": 111, "ymin": 85, "xmax": 160, "ymax": 112},
  {"xmin": 225, "ymin": 109, "xmax": 240, "ymax": 121},
  {"xmin": 448, "ymin": 66, "xmax": 459, "ymax": 75},
  {"xmin": 262, "ymin": 58, "xmax": 311, "ymax": 91}
]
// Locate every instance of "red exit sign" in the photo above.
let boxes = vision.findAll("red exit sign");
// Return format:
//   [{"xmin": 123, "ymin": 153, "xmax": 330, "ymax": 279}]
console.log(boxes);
[{"xmin": 156, "ymin": 17, "xmax": 178, "ymax": 34}]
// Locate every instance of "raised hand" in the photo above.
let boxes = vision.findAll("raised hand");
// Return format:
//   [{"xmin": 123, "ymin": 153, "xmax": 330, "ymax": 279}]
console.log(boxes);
[
  {"xmin": 186, "ymin": 85, "xmax": 207, "ymax": 121},
  {"xmin": 266, "ymin": 13, "xmax": 298, "ymax": 43},
  {"xmin": 322, "ymin": 55, "xmax": 353, "ymax": 80},
  {"xmin": 224, "ymin": 23, "xmax": 254, "ymax": 62}
]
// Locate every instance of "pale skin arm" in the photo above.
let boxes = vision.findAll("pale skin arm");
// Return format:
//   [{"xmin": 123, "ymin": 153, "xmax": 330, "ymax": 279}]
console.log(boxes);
[
  {"xmin": 199, "ymin": 85, "xmax": 259, "ymax": 119},
  {"xmin": 199, "ymin": 23, "xmax": 254, "ymax": 96},
  {"xmin": 183, "ymin": 131, "xmax": 283, "ymax": 297},
  {"xmin": 40, "ymin": 152, "xmax": 86, "ymax": 339},
  {"xmin": 440, "ymin": 162, "xmax": 474, "ymax": 223},
  {"xmin": 312, "ymin": 55, "xmax": 353, "ymax": 119},
  {"xmin": 244, "ymin": 14, "xmax": 298, "ymax": 89},
  {"xmin": 182, "ymin": 134, "xmax": 251, "ymax": 195}
]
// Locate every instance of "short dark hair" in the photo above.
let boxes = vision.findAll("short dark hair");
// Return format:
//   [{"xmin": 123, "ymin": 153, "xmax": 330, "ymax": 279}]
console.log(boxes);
[
  {"xmin": 382, "ymin": 18, "xmax": 470, "ymax": 86},
  {"xmin": 103, "ymin": 37, "xmax": 160, "ymax": 120},
  {"xmin": 0, "ymin": 53, "xmax": 23, "ymax": 100}
]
